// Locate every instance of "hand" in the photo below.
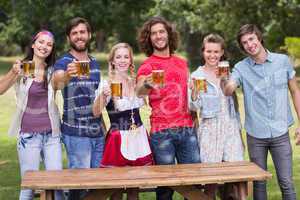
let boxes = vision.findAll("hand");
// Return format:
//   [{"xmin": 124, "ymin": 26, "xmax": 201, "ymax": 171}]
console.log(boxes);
[
  {"xmin": 102, "ymin": 84, "xmax": 111, "ymax": 97},
  {"xmin": 295, "ymin": 127, "xmax": 300, "ymax": 145},
  {"xmin": 66, "ymin": 60, "xmax": 78, "ymax": 77},
  {"xmin": 143, "ymin": 73, "xmax": 155, "ymax": 89},
  {"xmin": 12, "ymin": 60, "xmax": 22, "ymax": 76}
]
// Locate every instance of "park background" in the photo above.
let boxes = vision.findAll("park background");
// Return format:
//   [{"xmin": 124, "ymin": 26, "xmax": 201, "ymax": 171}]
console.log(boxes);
[{"xmin": 1, "ymin": 0, "xmax": 300, "ymax": 199}]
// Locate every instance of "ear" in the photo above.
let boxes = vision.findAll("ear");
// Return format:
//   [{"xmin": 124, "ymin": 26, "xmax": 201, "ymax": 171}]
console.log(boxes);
[
  {"xmin": 88, "ymin": 32, "xmax": 92, "ymax": 40},
  {"xmin": 32, "ymin": 43, "xmax": 35, "ymax": 49}
]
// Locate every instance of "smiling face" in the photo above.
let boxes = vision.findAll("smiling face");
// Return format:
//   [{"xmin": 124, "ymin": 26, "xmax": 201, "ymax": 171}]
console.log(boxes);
[
  {"xmin": 32, "ymin": 34, "xmax": 54, "ymax": 60},
  {"xmin": 202, "ymin": 42, "xmax": 224, "ymax": 67},
  {"xmin": 68, "ymin": 23, "xmax": 91, "ymax": 52},
  {"xmin": 150, "ymin": 23, "xmax": 169, "ymax": 53},
  {"xmin": 240, "ymin": 32, "xmax": 264, "ymax": 57},
  {"xmin": 112, "ymin": 47, "xmax": 132, "ymax": 73}
]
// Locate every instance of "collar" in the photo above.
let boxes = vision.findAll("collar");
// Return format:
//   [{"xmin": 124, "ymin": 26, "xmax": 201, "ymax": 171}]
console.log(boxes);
[{"xmin": 248, "ymin": 50, "xmax": 273, "ymax": 66}]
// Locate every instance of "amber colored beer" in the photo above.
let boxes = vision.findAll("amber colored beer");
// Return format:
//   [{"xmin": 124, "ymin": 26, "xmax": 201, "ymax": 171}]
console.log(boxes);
[
  {"xmin": 111, "ymin": 82, "xmax": 122, "ymax": 98},
  {"xmin": 194, "ymin": 78, "xmax": 207, "ymax": 93},
  {"xmin": 152, "ymin": 69, "xmax": 164, "ymax": 88},
  {"xmin": 218, "ymin": 61, "xmax": 230, "ymax": 78},
  {"xmin": 76, "ymin": 61, "xmax": 90, "ymax": 78},
  {"xmin": 22, "ymin": 61, "xmax": 35, "ymax": 77}
]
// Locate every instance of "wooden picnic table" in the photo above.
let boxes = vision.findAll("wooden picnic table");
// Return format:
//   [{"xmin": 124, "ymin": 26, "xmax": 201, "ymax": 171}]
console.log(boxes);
[{"xmin": 21, "ymin": 161, "xmax": 272, "ymax": 200}]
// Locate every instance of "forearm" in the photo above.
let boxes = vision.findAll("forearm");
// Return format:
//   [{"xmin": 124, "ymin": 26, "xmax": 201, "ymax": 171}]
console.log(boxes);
[
  {"xmin": 92, "ymin": 94, "xmax": 106, "ymax": 117},
  {"xmin": 220, "ymin": 78, "xmax": 237, "ymax": 96},
  {"xmin": 291, "ymin": 90, "xmax": 300, "ymax": 124},
  {"xmin": 0, "ymin": 69, "xmax": 18, "ymax": 94},
  {"xmin": 52, "ymin": 70, "xmax": 71, "ymax": 90},
  {"xmin": 136, "ymin": 77, "xmax": 151, "ymax": 97}
]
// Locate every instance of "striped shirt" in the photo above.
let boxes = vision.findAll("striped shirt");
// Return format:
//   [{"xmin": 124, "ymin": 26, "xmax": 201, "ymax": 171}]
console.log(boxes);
[{"xmin": 54, "ymin": 53, "xmax": 104, "ymax": 137}]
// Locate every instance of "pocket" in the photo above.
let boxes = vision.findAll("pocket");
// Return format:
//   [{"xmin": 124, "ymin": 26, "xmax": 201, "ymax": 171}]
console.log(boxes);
[
  {"xmin": 201, "ymin": 95, "xmax": 220, "ymax": 114},
  {"xmin": 18, "ymin": 133, "xmax": 34, "ymax": 149}
]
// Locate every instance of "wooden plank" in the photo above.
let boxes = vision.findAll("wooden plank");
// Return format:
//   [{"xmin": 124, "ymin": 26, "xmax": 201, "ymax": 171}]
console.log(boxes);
[
  {"xmin": 21, "ymin": 161, "xmax": 272, "ymax": 191},
  {"xmin": 171, "ymin": 185, "xmax": 212, "ymax": 200},
  {"xmin": 40, "ymin": 190, "xmax": 53, "ymax": 200}
]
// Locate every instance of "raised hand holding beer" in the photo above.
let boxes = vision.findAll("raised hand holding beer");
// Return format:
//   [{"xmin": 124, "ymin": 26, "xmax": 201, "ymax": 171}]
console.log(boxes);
[
  {"xmin": 66, "ymin": 59, "xmax": 78, "ymax": 78},
  {"xmin": 191, "ymin": 77, "xmax": 207, "ymax": 101}
]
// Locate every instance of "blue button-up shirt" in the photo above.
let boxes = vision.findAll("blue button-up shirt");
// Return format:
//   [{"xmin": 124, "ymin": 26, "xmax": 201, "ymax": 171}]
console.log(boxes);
[{"xmin": 231, "ymin": 51, "xmax": 295, "ymax": 138}]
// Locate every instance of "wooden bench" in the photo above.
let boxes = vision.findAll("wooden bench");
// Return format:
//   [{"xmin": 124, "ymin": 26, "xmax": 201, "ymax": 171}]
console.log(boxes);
[{"xmin": 21, "ymin": 161, "xmax": 272, "ymax": 200}]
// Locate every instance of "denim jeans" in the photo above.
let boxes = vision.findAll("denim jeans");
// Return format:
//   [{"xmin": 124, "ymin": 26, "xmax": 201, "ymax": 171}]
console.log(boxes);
[
  {"xmin": 17, "ymin": 132, "xmax": 64, "ymax": 200},
  {"xmin": 247, "ymin": 132, "xmax": 296, "ymax": 200},
  {"xmin": 150, "ymin": 127, "xmax": 201, "ymax": 200},
  {"xmin": 62, "ymin": 134, "xmax": 105, "ymax": 200}
]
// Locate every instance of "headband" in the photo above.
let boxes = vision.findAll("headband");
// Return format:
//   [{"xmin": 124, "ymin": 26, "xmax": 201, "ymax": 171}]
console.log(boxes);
[{"xmin": 32, "ymin": 30, "xmax": 54, "ymax": 42}]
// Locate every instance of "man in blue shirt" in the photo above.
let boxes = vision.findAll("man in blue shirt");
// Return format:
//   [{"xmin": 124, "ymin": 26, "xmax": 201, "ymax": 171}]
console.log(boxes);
[
  {"xmin": 52, "ymin": 17, "xmax": 105, "ymax": 200},
  {"xmin": 221, "ymin": 24, "xmax": 300, "ymax": 200}
]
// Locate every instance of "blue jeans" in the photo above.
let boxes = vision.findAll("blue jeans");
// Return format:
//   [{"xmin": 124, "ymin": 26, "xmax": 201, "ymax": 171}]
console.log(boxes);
[
  {"xmin": 150, "ymin": 127, "xmax": 201, "ymax": 200},
  {"xmin": 62, "ymin": 134, "xmax": 105, "ymax": 200},
  {"xmin": 247, "ymin": 133, "xmax": 296, "ymax": 200},
  {"xmin": 17, "ymin": 132, "xmax": 64, "ymax": 200}
]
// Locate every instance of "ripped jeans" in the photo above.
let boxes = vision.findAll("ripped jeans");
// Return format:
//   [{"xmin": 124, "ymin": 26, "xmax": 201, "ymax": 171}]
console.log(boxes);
[
  {"xmin": 150, "ymin": 127, "xmax": 201, "ymax": 200},
  {"xmin": 17, "ymin": 132, "xmax": 64, "ymax": 200}
]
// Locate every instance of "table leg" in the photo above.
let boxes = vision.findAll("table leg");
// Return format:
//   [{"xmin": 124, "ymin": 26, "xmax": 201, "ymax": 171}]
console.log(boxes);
[
  {"xmin": 171, "ymin": 185, "xmax": 212, "ymax": 200},
  {"xmin": 84, "ymin": 189, "xmax": 118, "ymax": 200},
  {"xmin": 40, "ymin": 190, "xmax": 54, "ymax": 200}
]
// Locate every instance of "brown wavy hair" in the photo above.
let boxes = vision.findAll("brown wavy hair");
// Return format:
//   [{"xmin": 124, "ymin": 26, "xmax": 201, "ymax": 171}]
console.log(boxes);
[
  {"xmin": 138, "ymin": 16, "xmax": 179, "ymax": 56},
  {"xmin": 237, "ymin": 24, "xmax": 264, "ymax": 52}
]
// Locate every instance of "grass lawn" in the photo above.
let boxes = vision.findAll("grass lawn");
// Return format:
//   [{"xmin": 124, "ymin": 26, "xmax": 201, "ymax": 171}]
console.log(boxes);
[{"xmin": 0, "ymin": 55, "xmax": 300, "ymax": 199}]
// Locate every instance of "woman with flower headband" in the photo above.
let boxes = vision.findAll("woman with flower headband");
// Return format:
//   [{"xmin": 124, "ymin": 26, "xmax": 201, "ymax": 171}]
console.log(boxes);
[
  {"xmin": 93, "ymin": 43, "xmax": 153, "ymax": 200},
  {"xmin": 5, "ymin": 30, "xmax": 64, "ymax": 200}
]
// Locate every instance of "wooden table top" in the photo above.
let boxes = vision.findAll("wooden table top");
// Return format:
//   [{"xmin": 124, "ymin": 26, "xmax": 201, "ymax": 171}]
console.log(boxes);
[{"xmin": 21, "ymin": 161, "xmax": 272, "ymax": 190}]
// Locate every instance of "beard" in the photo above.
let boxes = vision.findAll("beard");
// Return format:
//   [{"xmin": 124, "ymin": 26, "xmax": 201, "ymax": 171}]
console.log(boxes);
[
  {"xmin": 70, "ymin": 38, "xmax": 90, "ymax": 52},
  {"xmin": 152, "ymin": 40, "xmax": 169, "ymax": 52}
]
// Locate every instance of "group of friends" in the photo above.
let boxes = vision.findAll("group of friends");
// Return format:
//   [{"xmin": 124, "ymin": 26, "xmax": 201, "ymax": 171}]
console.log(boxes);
[{"xmin": 0, "ymin": 16, "xmax": 299, "ymax": 200}]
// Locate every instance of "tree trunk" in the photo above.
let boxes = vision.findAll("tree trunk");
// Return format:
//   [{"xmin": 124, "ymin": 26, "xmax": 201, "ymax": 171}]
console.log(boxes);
[{"xmin": 95, "ymin": 30, "xmax": 106, "ymax": 52}]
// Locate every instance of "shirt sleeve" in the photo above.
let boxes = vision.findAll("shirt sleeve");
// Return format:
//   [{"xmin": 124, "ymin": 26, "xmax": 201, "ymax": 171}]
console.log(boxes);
[
  {"xmin": 137, "ymin": 63, "xmax": 152, "ymax": 78},
  {"xmin": 285, "ymin": 55, "xmax": 296, "ymax": 80},
  {"xmin": 94, "ymin": 80, "xmax": 111, "ymax": 104},
  {"xmin": 230, "ymin": 65, "xmax": 242, "ymax": 87},
  {"xmin": 54, "ymin": 57, "xmax": 73, "ymax": 72}
]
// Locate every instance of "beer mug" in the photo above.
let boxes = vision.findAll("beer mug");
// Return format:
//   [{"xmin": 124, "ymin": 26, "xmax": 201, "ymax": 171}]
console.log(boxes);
[
  {"xmin": 111, "ymin": 82, "xmax": 122, "ymax": 98},
  {"xmin": 22, "ymin": 61, "xmax": 35, "ymax": 78},
  {"xmin": 218, "ymin": 61, "xmax": 230, "ymax": 79},
  {"xmin": 152, "ymin": 69, "xmax": 164, "ymax": 88},
  {"xmin": 194, "ymin": 77, "xmax": 207, "ymax": 93},
  {"xmin": 76, "ymin": 61, "xmax": 90, "ymax": 79}
]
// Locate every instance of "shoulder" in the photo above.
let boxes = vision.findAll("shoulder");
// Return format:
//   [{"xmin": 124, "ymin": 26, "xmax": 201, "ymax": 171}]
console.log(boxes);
[
  {"xmin": 269, "ymin": 52, "xmax": 289, "ymax": 61},
  {"xmin": 191, "ymin": 66, "xmax": 205, "ymax": 78},
  {"xmin": 172, "ymin": 55, "xmax": 187, "ymax": 65}
]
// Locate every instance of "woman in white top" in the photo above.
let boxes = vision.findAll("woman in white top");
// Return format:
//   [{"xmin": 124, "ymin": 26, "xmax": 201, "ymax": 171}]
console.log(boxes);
[
  {"xmin": 93, "ymin": 43, "xmax": 153, "ymax": 200},
  {"xmin": 5, "ymin": 30, "xmax": 63, "ymax": 200}
]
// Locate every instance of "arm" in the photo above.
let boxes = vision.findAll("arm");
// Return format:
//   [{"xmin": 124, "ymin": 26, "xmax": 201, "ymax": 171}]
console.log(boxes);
[
  {"xmin": 51, "ymin": 62, "xmax": 77, "ymax": 90},
  {"xmin": 93, "ymin": 82, "xmax": 111, "ymax": 117},
  {"xmin": 0, "ymin": 61, "xmax": 21, "ymax": 95},
  {"xmin": 288, "ymin": 77, "xmax": 300, "ymax": 145},
  {"xmin": 220, "ymin": 78, "xmax": 238, "ymax": 96},
  {"xmin": 92, "ymin": 92, "xmax": 107, "ymax": 117}
]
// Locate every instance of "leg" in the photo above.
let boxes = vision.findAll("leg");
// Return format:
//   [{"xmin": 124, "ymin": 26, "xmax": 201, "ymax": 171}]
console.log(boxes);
[
  {"xmin": 246, "ymin": 134, "xmax": 268, "ymax": 200},
  {"xmin": 43, "ymin": 134, "xmax": 65, "ymax": 200},
  {"xmin": 269, "ymin": 133, "xmax": 296, "ymax": 200},
  {"xmin": 175, "ymin": 127, "xmax": 200, "ymax": 164},
  {"xmin": 18, "ymin": 133, "xmax": 42, "ymax": 200},
  {"xmin": 127, "ymin": 188, "xmax": 139, "ymax": 200},
  {"xmin": 90, "ymin": 135, "xmax": 105, "ymax": 168},
  {"xmin": 150, "ymin": 130, "xmax": 176, "ymax": 200},
  {"xmin": 62, "ymin": 134, "xmax": 92, "ymax": 200}
]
